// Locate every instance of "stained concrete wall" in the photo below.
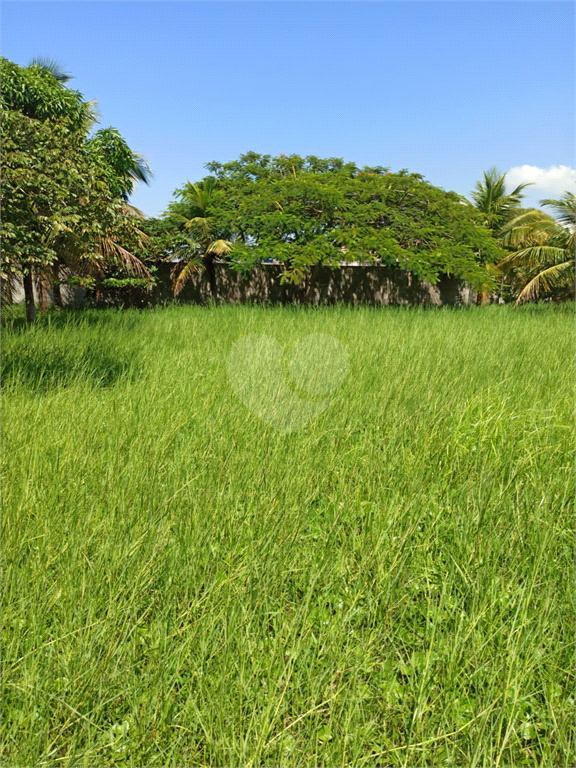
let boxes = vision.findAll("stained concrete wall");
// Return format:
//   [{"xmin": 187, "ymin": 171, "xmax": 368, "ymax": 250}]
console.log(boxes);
[
  {"xmin": 6, "ymin": 264, "xmax": 478, "ymax": 308},
  {"xmin": 97, "ymin": 263, "xmax": 478, "ymax": 307},
  {"xmin": 7, "ymin": 279, "xmax": 87, "ymax": 308}
]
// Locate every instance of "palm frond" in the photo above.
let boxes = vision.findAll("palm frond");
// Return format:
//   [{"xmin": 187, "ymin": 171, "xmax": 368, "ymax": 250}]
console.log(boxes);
[
  {"xmin": 28, "ymin": 57, "xmax": 72, "ymax": 82},
  {"xmin": 501, "ymin": 209, "xmax": 555, "ymax": 231},
  {"xmin": 183, "ymin": 216, "xmax": 213, "ymax": 244},
  {"xmin": 99, "ymin": 238, "xmax": 151, "ymax": 278},
  {"xmin": 540, "ymin": 192, "xmax": 576, "ymax": 228},
  {"xmin": 121, "ymin": 203, "xmax": 147, "ymax": 220},
  {"xmin": 161, "ymin": 237, "xmax": 199, "ymax": 262},
  {"xmin": 206, "ymin": 239, "xmax": 233, "ymax": 257},
  {"xmin": 499, "ymin": 245, "xmax": 571, "ymax": 269},
  {"xmin": 171, "ymin": 259, "xmax": 202, "ymax": 295},
  {"xmin": 129, "ymin": 154, "xmax": 152, "ymax": 186},
  {"xmin": 501, "ymin": 219, "xmax": 563, "ymax": 248},
  {"xmin": 470, "ymin": 167, "xmax": 531, "ymax": 232},
  {"xmin": 515, "ymin": 260, "xmax": 575, "ymax": 305}
]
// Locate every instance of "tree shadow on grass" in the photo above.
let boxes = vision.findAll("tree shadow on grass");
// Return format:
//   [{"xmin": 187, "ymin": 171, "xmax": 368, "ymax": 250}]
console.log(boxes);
[
  {"xmin": 2, "ymin": 306, "xmax": 143, "ymax": 332},
  {"xmin": 2, "ymin": 341, "xmax": 140, "ymax": 392}
]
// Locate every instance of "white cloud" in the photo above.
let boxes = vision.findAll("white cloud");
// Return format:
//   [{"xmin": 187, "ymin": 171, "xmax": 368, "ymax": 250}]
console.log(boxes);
[{"xmin": 505, "ymin": 165, "xmax": 576, "ymax": 196}]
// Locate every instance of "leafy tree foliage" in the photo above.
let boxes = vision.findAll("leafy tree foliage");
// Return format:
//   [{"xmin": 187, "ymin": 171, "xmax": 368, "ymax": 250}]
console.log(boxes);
[
  {"xmin": 1, "ymin": 110, "xmax": 117, "ymax": 278},
  {"xmin": 0, "ymin": 57, "xmax": 96, "ymax": 132},
  {"xmin": 164, "ymin": 152, "xmax": 504, "ymax": 290},
  {"xmin": 0, "ymin": 57, "xmax": 151, "ymax": 320},
  {"xmin": 86, "ymin": 127, "xmax": 152, "ymax": 202}
]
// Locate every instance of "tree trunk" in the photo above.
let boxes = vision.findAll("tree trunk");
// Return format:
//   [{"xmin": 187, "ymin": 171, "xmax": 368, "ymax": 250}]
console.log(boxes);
[
  {"xmin": 53, "ymin": 281, "xmax": 63, "ymax": 310},
  {"xmin": 205, "ymin": 255, "xmax": 218, "ymax": 303},
  {"xmin": 38, "ymin": 277, "xmax": 50, "ymax": 312},
  {"xmin": 23, "ymin": 270, "xmax": 37, "ymax": 323},
  {"xmin": 476, "ymin": 289, "xmax": 489, "ymax": 306},
  {"xmin": 53, "ymin": 264, "xmax": 63, "ymax": 309}
]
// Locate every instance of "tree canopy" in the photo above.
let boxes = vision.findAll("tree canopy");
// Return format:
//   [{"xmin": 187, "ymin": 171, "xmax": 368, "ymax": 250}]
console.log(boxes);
[
  {"xmin": 162, "ymin": 153, "xmax": 505, "ymax": 290},
  {"xmin": 0, "ymin": 57, "xmax": 96, "ymax": 132},
  {"xmin": 0, "ymin": 57, "xmax": 151, "ymax": 320},
  {"xmin": 1, "ymin": 109, "xmax": 120, "ymax": 279}
]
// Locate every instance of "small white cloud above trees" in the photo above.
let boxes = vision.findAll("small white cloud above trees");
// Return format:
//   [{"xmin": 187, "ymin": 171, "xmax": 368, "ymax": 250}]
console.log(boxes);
[{"xmin": 505, "ymin": 165, "xmax": 576, "ymax": 196}]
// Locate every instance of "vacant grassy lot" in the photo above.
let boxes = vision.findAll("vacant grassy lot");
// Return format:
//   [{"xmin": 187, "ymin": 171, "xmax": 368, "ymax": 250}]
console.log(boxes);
[{"xmin": 2, "ymin": 303, "xmax": 574, "ymax": 767}]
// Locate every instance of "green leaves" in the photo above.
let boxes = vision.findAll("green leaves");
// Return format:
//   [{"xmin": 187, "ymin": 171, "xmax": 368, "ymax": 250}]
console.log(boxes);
[
  {"xmin": 87, "ymin": 127, "xmax": 151, "ymax": 202},
  {"xmin": 181, "ymin": 153, "xmax": 503, "ymax": 289},
  {"xmin": 1, "ymin": 57, "xmax": 151, "ymax": 308},
  {"xmin": 499, "ymin": 192, "xmax": 575, "ymax": 304},
  {"xmin": 0, "ymin": 57, "xmax": 95, "ymax": 133}
]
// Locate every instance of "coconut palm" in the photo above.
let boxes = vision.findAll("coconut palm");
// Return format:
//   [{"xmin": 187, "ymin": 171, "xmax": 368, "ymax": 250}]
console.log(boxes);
[
  {"xmin": 498, "ymin": 192, "xmax": 575, "ymax": 304},
  {"xmin": 46, "ymin": 131, "xmax": 152, "ymax": 308},
  {"xmin": 28, "ymin": 56, "xmax": 72, "ymax": 83},
  {"xmin": 469, "ymin": 167, "xmax": 533, "ymax": 234},
  {"xmin": 165, "ymin": 178, "xmax": 232, "ymax": 300}
]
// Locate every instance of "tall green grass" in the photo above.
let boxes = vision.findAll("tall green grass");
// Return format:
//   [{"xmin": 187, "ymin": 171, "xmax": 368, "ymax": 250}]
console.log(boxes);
[{"xmin": 2, "ymin": 303, "xmax": 574, "ymax": 767}]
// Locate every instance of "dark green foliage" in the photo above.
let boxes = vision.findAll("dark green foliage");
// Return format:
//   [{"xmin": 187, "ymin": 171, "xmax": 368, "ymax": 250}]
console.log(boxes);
[
  {"xmin": 86, "ymin": 127, "xmax": 151, "ymax": 202},
  {"xmin": 1, "ymin": 57, "xmax": 151, "ymax": 319},
  {"xmin": 0, "ymin": 110, "xmax": 120, "ymax": 278},
  {"xmin": 100, "ymin": 277, "xmax": 154, "ymax": 289},
  {"xmin": 165, "ymin": 153, "xmax": 505, "ymax": 289},
  {"xmin": 0, "ymin": 57, "xmax": 94, "ymax": 132}
]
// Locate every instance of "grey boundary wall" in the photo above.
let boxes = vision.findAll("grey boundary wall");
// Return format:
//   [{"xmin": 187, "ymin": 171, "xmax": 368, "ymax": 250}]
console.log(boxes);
[
  {"xmin": 99, "ymin": 263, "xmax": 478, "ymax": 307},
  {"xmin": 9, "ymin": 263, "xmax": 478, "ymax": 308}
]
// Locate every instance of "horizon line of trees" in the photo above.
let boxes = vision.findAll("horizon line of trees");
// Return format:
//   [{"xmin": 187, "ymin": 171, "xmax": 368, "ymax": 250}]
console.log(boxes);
[{"xmin": 2, "ymin": 57, "xmax": 574, "ymax": 321}]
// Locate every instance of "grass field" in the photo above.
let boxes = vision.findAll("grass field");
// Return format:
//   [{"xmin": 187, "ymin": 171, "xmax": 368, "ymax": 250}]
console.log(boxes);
[{"xmin": 2, "ymin": 302, "xmax": 574, "ymax": 768}]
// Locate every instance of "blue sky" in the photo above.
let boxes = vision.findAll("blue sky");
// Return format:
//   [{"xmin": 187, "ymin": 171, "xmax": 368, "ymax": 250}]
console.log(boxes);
[{"xmin": 2, "ymin": 1, "xmax": 574, "ymax": 216}]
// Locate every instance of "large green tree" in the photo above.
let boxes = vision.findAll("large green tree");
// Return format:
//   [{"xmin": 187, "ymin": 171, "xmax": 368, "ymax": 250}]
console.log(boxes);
[
  {"xmin": 1, "ymin": 57, "xmax": 151, "ymax": 320},
  {"xmin": 185, "ymin": 152, "xmax": 505, "ymax": 291}
]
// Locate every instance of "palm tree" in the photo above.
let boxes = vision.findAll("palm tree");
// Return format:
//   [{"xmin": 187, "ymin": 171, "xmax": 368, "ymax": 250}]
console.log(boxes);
[
  {"xmin": 498, "ymin": 192, "xmax": 575, "ymax": 304},
  {"xmin": 28, "ymin": 56, "xmax": 72, "ymax": 82},
  {"xmin": 165, "ymin": 178, "xmax": 232, "ymax": 301},
  {"xmin": 469, "ymin": 167, "xmax": 533, "ymax": 234},
  {"xmin": 46, "ymin": 201, "xmax": 152, "ymax": 309},
  {"xmin": 463, "ymin": 167, "xmax": 534, "ymax": 304}
]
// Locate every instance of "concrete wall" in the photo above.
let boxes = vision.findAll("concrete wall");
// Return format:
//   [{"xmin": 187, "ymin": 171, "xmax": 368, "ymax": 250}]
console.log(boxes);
[
  {"xmin": 8, "ymin": 279, "xmax": 86, "ymax": 308},
  {"xmin": 6, "ymin": 264, "xmax": 478, "ymax": 308},
  {"xmin": 98, "ymin": 263, "xmax": 478, "ymax": 307}
]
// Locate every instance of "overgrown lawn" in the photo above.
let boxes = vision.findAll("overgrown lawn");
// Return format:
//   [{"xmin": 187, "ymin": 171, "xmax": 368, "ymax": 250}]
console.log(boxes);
[{"xmin": 2, "ymin": 303, "xmax": 574, "ymax": 767}]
